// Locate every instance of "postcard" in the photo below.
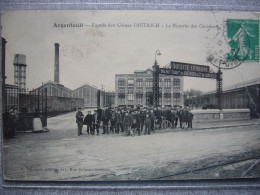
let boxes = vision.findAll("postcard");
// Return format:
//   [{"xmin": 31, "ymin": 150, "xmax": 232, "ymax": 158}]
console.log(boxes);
[{"xmin": 1, "ymin": 10, "xmax": 260, "ymax": 181}]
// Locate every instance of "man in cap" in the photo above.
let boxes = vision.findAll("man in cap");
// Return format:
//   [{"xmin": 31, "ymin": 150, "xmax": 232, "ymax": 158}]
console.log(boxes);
[
  {"xmin": 84, "ymin": 110, "xmax": 94, "ymax": 135},
  {"xmin": 76, "ymin": 108, "xmax": 84, "ymax": 136}
]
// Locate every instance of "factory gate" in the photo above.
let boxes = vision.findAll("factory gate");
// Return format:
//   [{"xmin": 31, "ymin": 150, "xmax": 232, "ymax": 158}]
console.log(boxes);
[{"xmin": 3, "ymin": 88, "xmax": 48, "ymax": 132}]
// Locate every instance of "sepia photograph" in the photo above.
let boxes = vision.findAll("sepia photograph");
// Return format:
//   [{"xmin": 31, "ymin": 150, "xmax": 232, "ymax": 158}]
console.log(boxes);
[{"xmin": 1, "ymin": 10, "xmax": 260, "ymax": 181}]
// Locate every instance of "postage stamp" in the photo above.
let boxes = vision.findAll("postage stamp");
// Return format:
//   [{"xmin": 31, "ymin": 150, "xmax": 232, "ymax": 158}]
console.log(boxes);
[
  {"xmin": 226, "ymin": 19, "xmax": 259, "ymax": 62},
  {"xmin": 207, "ymin": 18, "xmax": 259, "ymax": 69}
]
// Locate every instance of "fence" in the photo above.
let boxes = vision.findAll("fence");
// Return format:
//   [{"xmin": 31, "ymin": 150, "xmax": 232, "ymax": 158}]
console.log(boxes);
[
  {"xmin": 4, "ymin": 88, "xmax": 84, "ymax": 113},
  {"xmin": 3, "ymin": 87, "xmax": 84, "ymax": 132}
]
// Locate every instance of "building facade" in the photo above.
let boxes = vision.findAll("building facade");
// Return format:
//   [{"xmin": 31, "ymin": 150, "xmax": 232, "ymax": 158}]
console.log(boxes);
[{"xmin": 115, "ymin": 69, "xmax": 184, "ymax": 107}]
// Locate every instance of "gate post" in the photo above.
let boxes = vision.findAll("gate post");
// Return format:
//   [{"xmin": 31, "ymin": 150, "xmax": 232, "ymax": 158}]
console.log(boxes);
[
  {"xmin": 216, "ymin": 68, "xmax": 223, "ymax": 110},
  {"xmin": 97, "ymin": 90, "xmax": 101, "ymax": 107},
  {"xmin": 153, "ymin": 60, "xmax": 160, "ymax": 107}
]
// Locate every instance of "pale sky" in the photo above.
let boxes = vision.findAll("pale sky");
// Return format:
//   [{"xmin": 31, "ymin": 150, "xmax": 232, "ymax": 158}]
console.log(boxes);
[{"xmin": 2, "ymin": 10, "xmax": 260, "ymax": 92}]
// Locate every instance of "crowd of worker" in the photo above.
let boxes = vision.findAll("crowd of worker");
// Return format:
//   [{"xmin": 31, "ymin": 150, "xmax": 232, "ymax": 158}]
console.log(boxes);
[{"xmin": 76, "ymin": 106, "xmax": 194, "ymax": 136}]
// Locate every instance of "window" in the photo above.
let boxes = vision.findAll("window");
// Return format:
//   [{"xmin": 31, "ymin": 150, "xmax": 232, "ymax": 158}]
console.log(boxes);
[
  {"xmin": 118, "ymin": 93, "xmax": 125, "ymax": 104},
  {"xmin": 51, "ymin": 86, "xmax": 57, "ymax": 96},
  {"xmin": 118, "ymin": 79, "xmax": 125, "ymax": 88},
  {"xmin": 164, "ymin": 79, "xmax": 171, "ymax": 87},
  {"xmin": 159, "ymin": 79, "xmax": 162, "ymax": 88},
  {"xmin": 173, "ymin": 79, "xmax": 180, "ymax": 87},
  {"xmin": 127, "ymin": 93, "xmax": 134, "ymax": 101},
  {"xmin": 118, "ymin": 93, "xmax": 125, "ymax": 99},
  {"xmin": 173, "ymin": 93, "xmax": 180, "ymax": 101},
  {"xmin": 127, "ymin": 92, "xmax": 134, "ymax": 105},
  {"xmin": 146, "ymin": 92, "xmax": 153, "ymax": 105},
  {"xmin": 145, "ymin": 79, "xmax": 153, "ymax": 88},
  {"xmin": 136, "ymin": 79, "xmax": 143, "ymax": 88},
  {"xmin": 136, "ymin": 92, "xmax": 143, "ymax": 104},
  {"xmin": 127, "ymin": 79, "xmax": 134, "ymax": 88},
  {"xmin": 164, "ymin": 92, "xmax": 171, "ymax": 105}
]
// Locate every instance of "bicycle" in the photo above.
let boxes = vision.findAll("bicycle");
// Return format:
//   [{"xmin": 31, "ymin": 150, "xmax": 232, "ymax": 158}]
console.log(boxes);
[
  {"xmin": 154, "ymin": 117, "xmax": 172, "ymax": 130},
  {"xmin": 161, "ymin": 119, "xmax": 172, "ymax": 129}
]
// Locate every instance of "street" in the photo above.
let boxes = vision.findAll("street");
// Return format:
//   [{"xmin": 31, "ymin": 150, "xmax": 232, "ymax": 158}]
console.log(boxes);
[{"xmin": 3, "ymin": 110, "xmax": 260, "ymax": 181}]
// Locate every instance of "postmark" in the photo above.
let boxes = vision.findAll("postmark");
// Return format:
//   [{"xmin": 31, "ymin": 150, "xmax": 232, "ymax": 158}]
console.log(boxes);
[{"xmin": 207, "ymin": 19, "xmax": 259, "ymax": 69}]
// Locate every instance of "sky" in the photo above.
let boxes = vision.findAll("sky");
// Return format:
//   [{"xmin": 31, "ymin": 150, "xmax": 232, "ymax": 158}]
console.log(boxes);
[{"xmin": 1, "ymin": 10, "xmax": 260, "ymax": 92}]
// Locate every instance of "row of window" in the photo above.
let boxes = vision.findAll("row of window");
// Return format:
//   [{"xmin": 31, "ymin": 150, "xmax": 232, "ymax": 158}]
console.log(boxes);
[
  {"xmin": 118, "ymin": 78, "xmax": 180, "ymax": 88},
  {"xmin": 118, "ymin": 93, "xmax": 180, "ymax": 101}
]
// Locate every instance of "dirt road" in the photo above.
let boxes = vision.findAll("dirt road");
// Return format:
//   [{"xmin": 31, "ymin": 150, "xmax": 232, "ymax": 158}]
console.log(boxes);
[{"xmin": 3, "ymin": 111, "xmax": 260, "ymax": 181}]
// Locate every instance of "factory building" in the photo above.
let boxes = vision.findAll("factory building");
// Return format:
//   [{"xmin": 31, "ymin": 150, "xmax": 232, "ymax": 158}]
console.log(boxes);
[
  {"xmin": 115, "ymin": 68, "xmax": 184, "ymax": 107},
  {"xmin": 72, "ymin": 84, "xmax": 99, "ymax": 108},
  {"xmin": 186, "ymin": 77, "xmax": 260, "ymax": 117},
  {"xmin": 30, "ymin": 81, "xmax": 72, "ymax": 98}
]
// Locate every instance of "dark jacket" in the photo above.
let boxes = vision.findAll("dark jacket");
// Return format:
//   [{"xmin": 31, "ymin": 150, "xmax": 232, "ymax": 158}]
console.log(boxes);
[
  {"xmin": 134, "ymin": 113, "xmax": 141, "ymax": 124},
  {"xmin": 123, "ymin": 114, "xmax": 132, "ymax": 126},
  {"xmin": 104, "ymin": 109, "xmax": 111, "ymax": 121},
  {"xmin": 115, "ymin": 113, "xmax": 123, "ymax": 124},
  {"xmin": 149, "ymin": 112, "xmax": 155, "ymax": 121},
  {"xmin": 76, "ymin": 111, "xmax": 84, "ymax": 123},
  {"xmin": 155, "ymin": 109, "xmax": 162, "ymax": 119},
  {"xmin": 188, "ymin": 112, "xmax": 194, "ymax": 121},
  {"xmin": 97, "ymin": 108, "xmax": 102, "ymax": 121},
  {"xmin": 145, "ymin": 116, "xmax": 151, "ymax": 126},
  {"xmin": 140, "ymin": 111, "xmax": 146, "ymax": 123},
  {"xmin": 84, "ymin": 114, "xmax": 94, "ymax": 125},
  {"xmin": 131, "ymin": 122, "xmax": 138, "ymax": 130},
  {"xmin": 169, "ymin": 111, "xmax": 176, "ymax": 122}
]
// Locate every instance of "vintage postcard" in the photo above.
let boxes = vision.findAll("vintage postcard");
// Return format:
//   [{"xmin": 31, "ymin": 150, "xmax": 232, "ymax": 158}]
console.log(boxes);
[{"xmin": 1, "ymin": 10, "xmax": 260, "ymax": 181}]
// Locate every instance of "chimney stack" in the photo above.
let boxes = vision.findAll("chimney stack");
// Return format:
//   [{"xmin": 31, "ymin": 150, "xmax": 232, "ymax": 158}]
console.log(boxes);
[{"xmin": 54, "ymin": 43, "xmax": 60, "ymax": 83}]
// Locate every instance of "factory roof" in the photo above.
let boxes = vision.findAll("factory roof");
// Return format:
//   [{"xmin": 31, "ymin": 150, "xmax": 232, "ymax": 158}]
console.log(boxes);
[{"xmin": 203, "ymin": 76, "xmax": 260, "ymax": 95}]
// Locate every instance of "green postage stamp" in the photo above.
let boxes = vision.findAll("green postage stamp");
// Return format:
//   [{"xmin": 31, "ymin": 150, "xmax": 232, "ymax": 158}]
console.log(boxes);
[{"xmin": 226, "ymin": 19, "xmax": 259, "ymax": 62}]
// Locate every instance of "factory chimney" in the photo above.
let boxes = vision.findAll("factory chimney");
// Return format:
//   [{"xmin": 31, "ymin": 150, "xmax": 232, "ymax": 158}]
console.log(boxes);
[{"xmin": 54, "ymin": 43, "xmax": 60, "ymax": 83}]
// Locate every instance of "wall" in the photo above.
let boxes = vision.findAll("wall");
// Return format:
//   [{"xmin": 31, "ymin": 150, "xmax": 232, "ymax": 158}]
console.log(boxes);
[{"xmin": 192, "ymin": 109, "xmax": 250, "ymax": 122}]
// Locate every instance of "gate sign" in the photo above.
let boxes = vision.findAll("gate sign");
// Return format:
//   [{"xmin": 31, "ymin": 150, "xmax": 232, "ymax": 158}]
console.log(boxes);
[
  {"xmin": 171, "ymin": 61, "xmax": 210, "ymax": 73},
  {"xmin": 158, "ymin": 68, "xmax": 216, "ymax": 79},
  {"xmin": 157, "ymin": 61, "xmax": 216, "ymax": 79}
]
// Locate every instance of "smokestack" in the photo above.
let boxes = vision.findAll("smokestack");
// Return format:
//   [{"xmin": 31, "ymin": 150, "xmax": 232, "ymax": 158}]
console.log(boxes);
[{"xmin": 54, "ymin": 43, "xmax": 60, "ymax": 83}]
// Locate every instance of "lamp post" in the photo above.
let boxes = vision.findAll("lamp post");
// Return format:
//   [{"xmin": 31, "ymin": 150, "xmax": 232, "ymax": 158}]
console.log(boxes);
[
  {"xmin": 153, "ymin": 50, "xmax": 161, "ymax": 107},
  {"xmin": 155, "ymin": 50, "xmax": 161, "ymax": 61}
]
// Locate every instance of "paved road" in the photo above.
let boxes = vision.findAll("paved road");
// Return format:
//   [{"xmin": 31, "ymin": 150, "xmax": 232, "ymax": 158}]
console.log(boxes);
[{"xmin": 3, "ymin": 111, "xmax": 260, "ymax": 181}]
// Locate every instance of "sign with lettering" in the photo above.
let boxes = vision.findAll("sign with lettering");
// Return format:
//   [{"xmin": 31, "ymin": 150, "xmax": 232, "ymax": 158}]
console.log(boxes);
[
  {"xmin": 170, "ymin": 61, "xmax": 210, "ymax": 73},
  {"xmin": 158, "ymin": 68, "xmax": 216, "ymax": 79}
]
